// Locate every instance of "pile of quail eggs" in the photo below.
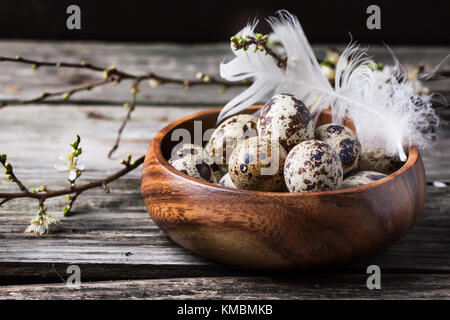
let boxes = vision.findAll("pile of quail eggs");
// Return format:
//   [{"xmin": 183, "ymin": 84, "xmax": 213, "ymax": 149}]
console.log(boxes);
[{"xmin": 169, "ymin": 93, "xmax": 402, "ymax": 192}]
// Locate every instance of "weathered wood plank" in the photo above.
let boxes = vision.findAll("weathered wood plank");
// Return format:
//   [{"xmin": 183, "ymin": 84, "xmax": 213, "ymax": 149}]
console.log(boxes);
[
  {"xmin": 0, "ymin": 105, "xmax": 209, "ymax": 180},
  {"xmin": 0, "ymin": 42, "xmax": 448, "ymax": 106},
  {"xmin": 0, "ymin": 176, "xmax": 448, "ymax": 283},
  {"xmin": 0, "ymin": 43, "xmax": 449, "ymax": 287},
  {"xmin": 1, "ymin": 275, "xmax": 449, "ymax": 300},
  {"xmin": 1, "ymin": 105, "xmax": 449, "ymax": 181}
]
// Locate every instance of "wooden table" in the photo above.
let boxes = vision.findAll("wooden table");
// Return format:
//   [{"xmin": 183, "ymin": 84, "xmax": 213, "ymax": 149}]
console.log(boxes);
[{"xmin": 0, "ymin": 42, "xmax": 449, "ymax": 299}]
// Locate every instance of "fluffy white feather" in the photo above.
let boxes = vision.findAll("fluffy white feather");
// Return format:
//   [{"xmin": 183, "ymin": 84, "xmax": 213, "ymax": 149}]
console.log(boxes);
[
  {"xmin": 218, "ymin": 21, "xmax": 284, "ymax": 122},
  {"xmin": 221, "ymin": 10, "xmax": 439, "ymax": 161},
  {"xmin": 270, "ymin": 11, "xmax": 438, "ymax": 160}
]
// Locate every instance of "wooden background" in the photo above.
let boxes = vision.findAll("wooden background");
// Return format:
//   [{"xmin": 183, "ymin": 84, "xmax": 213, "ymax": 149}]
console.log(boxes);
[{"xmin": 0, "ymin": 41, "xmax": 449, "ymax": 299}]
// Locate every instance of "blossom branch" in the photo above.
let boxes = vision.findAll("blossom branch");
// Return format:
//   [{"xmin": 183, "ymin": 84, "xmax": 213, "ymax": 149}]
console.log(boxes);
[
  {"xmin": 0, "ymin": 55, "xmax": 252, "ymax": 156},
  {"xmin": 0, "ymin": 155, "xmax": 144, "ymax": 204},
  {"xmin": 0, "ymin": 55, "xmax": 250, "ymax": 92},
  {"xmin": 0, "ymin": 153, "xmax": 29, "ymax": 193},
  {"xmin": 231, "ymin": 33, "xmax": 287, "ymax": 70},
  {"xmin": 0, "ymin": 135, "xmax": 144, "ymax": 235}
]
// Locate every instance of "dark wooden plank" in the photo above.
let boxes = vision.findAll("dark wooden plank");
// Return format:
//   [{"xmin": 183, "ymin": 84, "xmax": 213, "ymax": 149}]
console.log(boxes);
[
  {"xmin": 0, "ymin": 42, "xmax": 448, "ymax": 106},
  {"xmin": 1, "ymin": 274, "xmax": 449, "ymax": 300}
]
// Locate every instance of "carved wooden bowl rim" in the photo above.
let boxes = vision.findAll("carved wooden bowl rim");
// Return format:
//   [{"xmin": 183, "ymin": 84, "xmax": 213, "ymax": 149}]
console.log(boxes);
[{"xmin": 149, "ymin": 105, "xmax": 418, "ymax": 196}]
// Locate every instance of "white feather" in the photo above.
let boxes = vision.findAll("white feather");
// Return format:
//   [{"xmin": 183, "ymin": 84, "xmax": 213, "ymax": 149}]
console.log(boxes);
[
  {"xmin": 269, "ymin": 10, "xmax": 438, "ymax": 161},
  {"xmin": 220, "ymin": 10, "xmax": 439, "ymax": 160},
  {"xmin": 218, "ymin": 21, "xmax": 284, "ymax": 122}
]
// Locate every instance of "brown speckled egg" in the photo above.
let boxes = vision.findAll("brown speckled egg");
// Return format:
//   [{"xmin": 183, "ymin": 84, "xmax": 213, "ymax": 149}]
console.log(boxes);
[
  {"xmin": 258, "ymin": 93, "xmax": 314, "ymax": 152},
  {"xmin": 206, "ymin": 114, "xmax": 258, "ymax": 170},
  {"xmin": 359, "ymin": 148, "xmax": 403, "ymax": 175},
  {"xmin": 284, "ymin": 140, "xmax": 343, "ymax": 193},
  {"xmin": 341, "ymin": 171, "xmax": 387, "ymax": 189},
  {"xmin": 169, "ymin": 154, "xmax": 215, "ymax": 183},
  {"xmin": 218, "ymin": 173, "xmax": 236, "ymax": 189},
  {"xmin": 172, "ymin": 143, "xmax": 223, "ymax": 181},
  {"xmin": 314, "ymin": 123, "xmax": 361, "ymax": 175},
  {"xmin": 229, "ymin": 136, "xmax": 287, "ymax": 191}
]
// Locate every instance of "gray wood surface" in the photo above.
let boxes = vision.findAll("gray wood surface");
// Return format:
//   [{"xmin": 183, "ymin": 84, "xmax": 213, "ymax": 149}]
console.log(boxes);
[
  {"xmin": 0, "ymin": 41, "xmax": 449, "ymax": 299},
  {"xmin": 1, "ymin": 275, "xmax": 449, "ymax": 300}
]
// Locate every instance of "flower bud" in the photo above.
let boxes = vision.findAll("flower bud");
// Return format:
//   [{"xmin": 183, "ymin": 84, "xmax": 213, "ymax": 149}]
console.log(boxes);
[{"xmin": 62, "ymin": 206, "xmax": 69, "ymax": 216}]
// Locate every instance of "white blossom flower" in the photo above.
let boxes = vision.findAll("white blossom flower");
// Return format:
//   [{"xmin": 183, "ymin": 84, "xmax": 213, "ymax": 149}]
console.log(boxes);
[
  {"xmin": 25, "ymin": 214, "xmax": 59, "ymax": 235},
  {"xmin": 55, "ymin": 152, "xmax": 85, "ymax": 182}
]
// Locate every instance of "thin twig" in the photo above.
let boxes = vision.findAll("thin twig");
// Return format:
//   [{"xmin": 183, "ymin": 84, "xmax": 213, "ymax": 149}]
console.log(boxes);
[
  {"xmin": 0, "ymin": 155, "xmax": 29, "ymax": 193},
  {"xmin": 108, "ymin": 79, "xmax": 142, "ymax": 158},
  {"xmin": 231, "ymin": 34, "xmax": 287, "ymax": 70},
  {"xmin": 0, "ymin": 55, "xmax": 252, "ymax": 154},
  {"xmin": 0, "ymin": 55, "xmax": 250, "ymax": 89},
  {"xmin": 0, "ymin": 155, "xmax": 145, "ymax": 205},
  {"xmin": 0, "ymin": 79, "xmax": 111, "ymax": 108}
]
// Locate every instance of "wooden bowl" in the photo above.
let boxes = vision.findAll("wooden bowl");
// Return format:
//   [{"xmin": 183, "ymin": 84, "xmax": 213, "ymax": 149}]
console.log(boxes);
[{"xmin": 141, "ymin": 106, "xmax": 426, "ymax": 270}]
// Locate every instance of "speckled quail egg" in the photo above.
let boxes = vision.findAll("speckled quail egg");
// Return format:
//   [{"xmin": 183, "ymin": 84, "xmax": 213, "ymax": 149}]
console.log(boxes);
[
  {"xmin": 341, "ymin": 171, "xmax": 387, "ymax": 189},
  {"xmin": 206, "ymin": 114, "xmax": 258, "ymax": 170},
  {"xmin": 172, "ymin": 143, "xmax": 223, "ymax": 181},
  {"xmin": 359, "ymin": 148, "xmax": 403, "ymax": 175},
  {"xmin": 229, "ymin": 136, "xmax": 287, "ymax": 191},
  {"xmin": 169, "ymin": 153, "xmax": 215, "ymax": 183},
  {"xmin": 217, "ymin": 173, "xmax": 236, "ymax": 189},
  {"xmin": 284, "ymin": 140, "xmax": 343, "ymax": 193},
  {"xmin": 258, "ymin": 93, "xmax": 314, "ymax": 152},
  {"xmin": 314, "ymin": 123, "xmax": 361, "ymax": 175}
]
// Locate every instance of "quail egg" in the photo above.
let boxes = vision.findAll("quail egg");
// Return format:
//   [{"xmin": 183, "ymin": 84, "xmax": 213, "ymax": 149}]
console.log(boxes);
[
  {"xmin": 169, "ymin": 152, "xmax": 215, "ymax": 183},
  {"xmin": 284, "ymin": 139, "xmax": 343, "ymax": 193},
  {"xmin": 218, "ymin": 173, "xmax": 236, "ymax": 189},
  {"xmin": 314, "ymin": 123, "xmax": 361, "ymax": 175},
  {"xmin": 229, "ymin": 136, "xmax": 287, "ymax": 191},
  {"xmin": 258, "ymin": 93, "xmax": 314, "ymax": 152},
  {"xmin": 341, "ymin": 171, "xmax": 387, "ymax": 189},
  {"xmin": 359, "ymin": 148, "xmax": 403, "ymax": 175},
  {"xmin": 172, "ymin": 143, "xmax": 223, "ymax": 181},
  {"xmin": 206, "ymin": 114, "xmax": 258, "ymax": 170}
]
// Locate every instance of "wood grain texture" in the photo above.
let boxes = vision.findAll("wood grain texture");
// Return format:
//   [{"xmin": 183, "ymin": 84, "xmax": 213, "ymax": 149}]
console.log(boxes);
[
  {"xmin": 1, "ymin": 181, "xmax": 448, "ymax": 284},
  {"xmin": 0, "ymin": 42, "xmax": 448, "ymax": 106},
  {"xmin": 1, "ymin": 275, "xmax": 449, "ymax": 300},
  {"xmin": 142, "ymin": 107, "xmax": 427, "ymax": 269},
  {"xmin": 0, "ymin": 42, "xmax": 449, "ymax": 297}
]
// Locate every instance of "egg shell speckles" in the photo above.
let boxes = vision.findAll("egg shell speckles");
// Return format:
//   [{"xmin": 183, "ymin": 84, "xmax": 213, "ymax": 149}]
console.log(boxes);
[
  {"xmin": 169, "ymin": 154, "xmax": 215, "ymax": 183},
  {"xmin": 341, "ymin": 171, "xmax": 387, "ymax": 189},
  {"xmin": 171, "ymin": 143, "xmax": 223, "ymax": 182},
  {"xmin": 284, "ymin": 139, "xmax": 343, "ymax": 193},
  {"xmin": 314, "ymin": 123, "xmax": 361, "ymax": 175},
  {"xmin": 229, "ymin": 136, "xmax": 287, "ymax": 192},
  {"xmin": 207, "ymin": 114, "xmax": 258, "ymax": 170},
  {"xmin": 258, "ymin": 93, "xmax": 314, "ymax": 152},
  {"xmin": 359, "ymin": 148, "xmax": 403, "ymax": 175},
  {"xmin": 218, "ymin": 173, "xmax": 236, "ymax": 189}
]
